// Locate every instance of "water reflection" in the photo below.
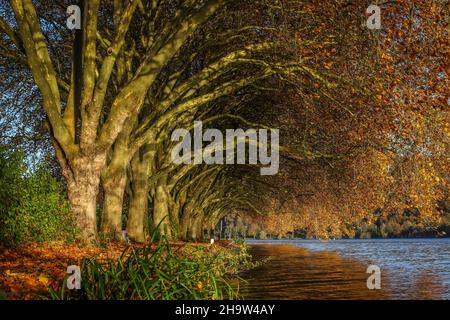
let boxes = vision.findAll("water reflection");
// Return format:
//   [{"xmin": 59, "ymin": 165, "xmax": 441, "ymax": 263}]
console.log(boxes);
[
  {"xmin": 240, "ymin": 244, "xmax": 388, "ymax": 299},
  {"xmin": 241, "ymin": 239, "xmax": 450, "ymax": 300},
  {"xmin": 412, "ymin": 270, "xmax": 447, "ymax": 300}
]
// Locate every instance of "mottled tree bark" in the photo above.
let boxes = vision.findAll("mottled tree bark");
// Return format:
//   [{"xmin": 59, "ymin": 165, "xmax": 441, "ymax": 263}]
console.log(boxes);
[
  {"xmin": 65, "ymin": 154, "xmax": 105, "ymax": 244},
  {"xmin": 185, "ymin": 214, "xmax": 202, "ymax": 242},
  {"xmin": 178, "ymin": 209, "xmax": 190, "ymax": 241},
  {"xmin": 100, "ymin": 116, "xmax": 136, "ymax": 239},
  {"xmin": 100, "ymin": 168, "xmax": 127, "ymax": 239},
  {"xmin": 153, "ymin": 175, "xmax": 172, "ymax": 238},
  {"xmin": 171, "ymin": 191, "xmax": 186, "ymax": 240},
  {"xmin": 127, "ymin": 147, "xmax": 155, "ymax": 242}
]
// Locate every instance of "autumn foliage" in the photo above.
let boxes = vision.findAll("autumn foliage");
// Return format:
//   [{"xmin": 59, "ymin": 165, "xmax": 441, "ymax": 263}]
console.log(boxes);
[
  {"xmin": 0, "ymin": 0, "xmax": 448, "ymax": 300},
  {"xmin": 231, "ymin": 0, "xmax": 448, "ymax": 239}
]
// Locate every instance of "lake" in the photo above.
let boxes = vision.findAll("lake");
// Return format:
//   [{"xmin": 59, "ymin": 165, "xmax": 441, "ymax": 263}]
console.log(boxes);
[{"xmin": 241, "ymin": 238, "xmax": 450, "ymax": 300}]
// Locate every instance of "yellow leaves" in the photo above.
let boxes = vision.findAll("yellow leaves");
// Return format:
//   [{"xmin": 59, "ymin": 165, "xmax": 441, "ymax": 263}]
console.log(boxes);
[
  {"xmin": 444, "ymin": 124, "xmax": 450, "ymax": 137},
  {"xmin": 38, "ymin": 274, "xmax": 50, "ymax": 286},
  {"xmin": 5, "ymin": 270, "xmax": 23, "ymax": 277},
  {"xmin": 380, "ymin": 51, "xmax": 392, "ymax": 62},
  {"xmin": 2, "ymin": 269, "xmax": 51, "ymax": 298}
]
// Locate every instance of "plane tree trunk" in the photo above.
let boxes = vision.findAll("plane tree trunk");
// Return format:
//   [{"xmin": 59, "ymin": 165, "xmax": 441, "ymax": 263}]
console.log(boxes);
[
  {"xmin": 153, "ymin": 175, "xmax": 172, "ymax": 238},
  {"xmin": 63, "ymin": 153, "xmax": 106, "ymax": 244},
  {"xmin": 127, "ymin": 149, "xmax": 154, "ymax": 242}
]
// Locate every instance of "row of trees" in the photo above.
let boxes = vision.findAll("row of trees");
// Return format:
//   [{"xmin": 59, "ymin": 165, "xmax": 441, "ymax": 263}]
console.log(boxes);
[
  {"xmin": 0, "ymin": 0, "xmax": 447, "ymax": 244},
  {"xmin": 259, "ymin": 0, "xmax": 448, "ymax": 239},
  {"xmin": 1, "ymin": 0, "xmax": 286, "ymax": 243}
]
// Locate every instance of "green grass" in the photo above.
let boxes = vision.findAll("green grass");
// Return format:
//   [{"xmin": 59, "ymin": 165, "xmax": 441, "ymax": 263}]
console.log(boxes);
[{"xmin": 47, "ymin": 237, "xmax": 256, "ymax": 300}]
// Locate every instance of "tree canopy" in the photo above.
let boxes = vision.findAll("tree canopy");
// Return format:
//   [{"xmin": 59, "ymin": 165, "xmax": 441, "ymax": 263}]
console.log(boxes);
[{"xmin": 0, "ymin": 0, "xmax": 448, "ymax": 244}]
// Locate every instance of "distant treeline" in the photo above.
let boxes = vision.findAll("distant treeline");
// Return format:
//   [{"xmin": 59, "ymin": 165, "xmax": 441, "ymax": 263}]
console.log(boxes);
[
  {"xmin": 221, "ymin": 202, "xmax": 450, "ymax": 240},
  {"xmin": 341, "ymin": 205, "xmax": 449, "ymax": 239}
]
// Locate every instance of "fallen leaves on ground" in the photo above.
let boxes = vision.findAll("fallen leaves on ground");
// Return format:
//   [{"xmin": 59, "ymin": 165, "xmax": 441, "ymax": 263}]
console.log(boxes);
[
  {"xmin": 0, "ymin": 241, "xmax": 131, "ymax": 300},
  {"xmin": 0, "ymin": 240, "xmax": 234, "ymax": 300}
]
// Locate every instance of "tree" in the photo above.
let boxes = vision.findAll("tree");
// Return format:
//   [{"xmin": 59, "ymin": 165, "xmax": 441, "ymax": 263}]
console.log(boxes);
[
  {"xmin": 0, "ymin": 0, "xmax": 224, "ymax": 242},
  {"xmin": 1, "ymin": 0, "xmax": 446, "ymax": 245}
]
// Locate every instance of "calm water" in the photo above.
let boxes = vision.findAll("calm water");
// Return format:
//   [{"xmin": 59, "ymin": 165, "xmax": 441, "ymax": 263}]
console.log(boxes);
[{"xmin": 241, "ymin": 238, "xmax": 450, "ymax": 299}]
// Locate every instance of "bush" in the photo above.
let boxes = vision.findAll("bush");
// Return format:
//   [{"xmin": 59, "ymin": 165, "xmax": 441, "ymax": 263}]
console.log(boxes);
[
  {"xmin": 0, "ymin": 146, "xmax": 76, "ymax": 246},
  {"xmin": 258, "ymin": 230, "xmax": 267, "ymax": 240}
]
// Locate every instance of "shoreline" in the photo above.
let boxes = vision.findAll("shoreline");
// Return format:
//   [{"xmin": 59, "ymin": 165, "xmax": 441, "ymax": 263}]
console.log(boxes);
[{"xmin": 0, "ymin": 240, "xmax": 251, "ymax": 300}]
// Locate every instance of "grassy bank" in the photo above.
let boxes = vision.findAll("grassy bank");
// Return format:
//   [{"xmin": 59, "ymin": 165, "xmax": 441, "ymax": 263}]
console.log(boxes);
[
  {"xmin": 0, "ymin": 238, "xmax": 256, "ymax": 300},
  {"xmin": 48, "ymin": 238, "xmax": 254, "ymax": 300}
]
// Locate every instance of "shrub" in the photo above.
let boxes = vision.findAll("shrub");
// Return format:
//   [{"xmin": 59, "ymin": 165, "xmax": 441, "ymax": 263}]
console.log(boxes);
[
  {"xmin": 258, "ymin": 230, "xmax": 267, "ymax": 240},
  {"xmin": 0, "ymin": 146, "xmax": 76, "ymax": 246}
]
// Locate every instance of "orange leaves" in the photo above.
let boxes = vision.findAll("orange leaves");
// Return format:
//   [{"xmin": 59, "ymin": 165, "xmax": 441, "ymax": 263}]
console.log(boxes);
[
  {"xmin": 323, "ymin": 62, "xmax": 333, "ymax": 70},
  {"xmin": 386, "ymin": 66, "xmax": 395, "ymax": 74},
  {"xmin": 0, "ymin": 242, "xmax": 129, "ymax": 300},
  {"xmin": 380, "ymin": 51, "xmax": 392, "ymax": 63},
  {"xmin": 0, "ymin": 241, "xmax": 211, "ymax": 300},
  {"xmin": 238, "ymin": 0, "xmax": 448, "ymax": 240}
]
